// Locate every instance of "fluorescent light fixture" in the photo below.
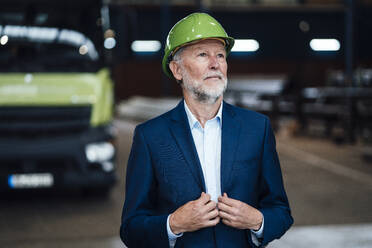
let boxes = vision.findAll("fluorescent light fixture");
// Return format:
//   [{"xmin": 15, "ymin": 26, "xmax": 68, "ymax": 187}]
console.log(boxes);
[
  {"xmin": 231, "ymin": 39, "xmax": 259, "ymax": 52},
  {"xmin": 104, "ymin": 37, "xmax": 116, "ymax": 49},
  {"xmin": 131, "ymin": 40, "xmax": 161, "ymax": 52},
  {"xmin": 0, "ymin": 35, "xmax": 8, "ymax": 45},
  {"xmin": 310, "ymin": 39, "xmax": 340, "ymax": 51}
]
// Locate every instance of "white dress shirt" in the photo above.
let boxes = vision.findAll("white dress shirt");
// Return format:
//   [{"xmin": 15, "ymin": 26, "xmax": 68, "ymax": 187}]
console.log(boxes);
[{"xmin": 167, "ymin": 101, "xmax": 263, "ymax": 247}]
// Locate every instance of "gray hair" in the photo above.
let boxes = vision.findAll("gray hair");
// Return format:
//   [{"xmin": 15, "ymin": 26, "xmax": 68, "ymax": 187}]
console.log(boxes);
[
  {"xmin": 171, "ymin": 47, "xmax": 185, "ymax": 84},
  {"xmin": 172, "ymin": 46, "xmax": 185, "ymax": 63}
]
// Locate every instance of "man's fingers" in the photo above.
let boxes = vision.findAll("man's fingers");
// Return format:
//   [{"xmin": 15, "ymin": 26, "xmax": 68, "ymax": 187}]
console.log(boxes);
[
  {"xmin": 220, "ymin": 209, "xmax": 237, "ymax": 227},
  {"xmin": 205, "ymin": 216, "xmax": 220, "ymax": 227},
  {"xmin": 217, "ymin": 194, "xmax": 231, "ymax": 205},
  {"xmin": 198, "ymin": 192, "xmax": 211, "ymax": 204},
  {"xmin": 205, "ymin": 208, "xmax": 219, "ymax": 220},
  {"xmin": 217, "ymin": 201, "xmax": 234, "ymax": 215},
  {"xmin": 221, "ymin": 218, "xmax": 233, "ymax": 227},
  {"xmin": 197, "ymin": 200, "xmax": 217, "ymax": 219},
  {"xmin": 211, "ymin": 216, "xmax": 220, "ymax": 225},
  {"xmin": 219, "ymin": 210, "xmax": 233, "ymax": 221},
  {"xmin": 203, "ymin": 200, "xmax": 217, "ymax": 212},
  {"xmin": 218, "ymin": 194, "xmax": 239, "ymax": 208}
]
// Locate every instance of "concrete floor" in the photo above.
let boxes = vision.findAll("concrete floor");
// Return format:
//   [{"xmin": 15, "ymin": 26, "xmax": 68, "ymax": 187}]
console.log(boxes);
[{"xmin": 1, "ymin": 115, "xmax": 372, "ymax": 248}]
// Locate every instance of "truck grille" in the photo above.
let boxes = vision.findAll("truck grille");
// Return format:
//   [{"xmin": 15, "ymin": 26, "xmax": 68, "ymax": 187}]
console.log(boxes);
[{"xmin": 0, "ymin": 106, "xmax": 92, "ymax": 138}]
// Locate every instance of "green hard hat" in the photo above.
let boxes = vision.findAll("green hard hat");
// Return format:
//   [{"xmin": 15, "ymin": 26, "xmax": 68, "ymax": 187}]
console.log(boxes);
[{"xmin": 162, "ymin": 12, "xmax": 235, "ymax": 78}]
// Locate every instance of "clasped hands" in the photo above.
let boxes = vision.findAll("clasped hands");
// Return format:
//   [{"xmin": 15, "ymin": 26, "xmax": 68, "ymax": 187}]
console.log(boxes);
[{"xmin": 169, "ymin": 192, "xmax": 263, "ymax": 234}]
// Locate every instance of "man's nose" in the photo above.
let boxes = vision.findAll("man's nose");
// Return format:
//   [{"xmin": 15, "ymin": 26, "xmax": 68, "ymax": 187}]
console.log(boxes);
[{"xmin": 208, "ymin": 56, "xmax": 220, "ymax": 70}]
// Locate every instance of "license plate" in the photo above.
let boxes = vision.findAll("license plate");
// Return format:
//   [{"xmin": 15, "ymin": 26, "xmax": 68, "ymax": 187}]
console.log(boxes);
[{"xmin": 8, "ymin": 173, "xmax": 54, "ymax": 189}]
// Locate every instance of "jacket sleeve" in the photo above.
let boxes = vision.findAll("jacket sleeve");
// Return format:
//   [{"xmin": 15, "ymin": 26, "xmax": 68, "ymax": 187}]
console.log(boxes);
[
  {"xmin": 257, "ymin": 117, "xmax": 294, "ymax": 246},
  {"xmin": 120, "ymin": 126, "xmax": 169, "ymax": 248}
]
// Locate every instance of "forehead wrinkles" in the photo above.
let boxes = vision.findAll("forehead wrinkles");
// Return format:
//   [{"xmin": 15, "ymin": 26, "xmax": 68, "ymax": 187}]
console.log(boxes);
[
  {"xmin": 181, "ymin": 39, "xmax": 225, "ymax": 54},
  {"xmin": 190, "ymin": 43, "xmax": 225, "ymax": 53}
]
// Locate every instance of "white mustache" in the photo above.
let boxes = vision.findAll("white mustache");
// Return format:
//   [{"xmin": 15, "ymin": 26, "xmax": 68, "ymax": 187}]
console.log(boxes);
[{"xmin": 203, "ymin": 71, "xmax": 225, "ymax": 80}]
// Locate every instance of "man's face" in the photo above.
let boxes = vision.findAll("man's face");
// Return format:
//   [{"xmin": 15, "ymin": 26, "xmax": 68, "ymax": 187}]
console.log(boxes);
[{"xmin": 171, "ymin": 39, "xmax": 228, "ymax": 104}]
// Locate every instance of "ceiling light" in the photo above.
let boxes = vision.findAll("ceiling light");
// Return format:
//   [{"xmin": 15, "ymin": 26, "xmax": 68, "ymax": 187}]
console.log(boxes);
[
  {"xmin": 310, "ymin": 39, "xmax": 340, "ymax": 51},
  {"xmin": 131, "ymin": 40, "xmax": 161, "ymax": 52},
  {"xmin": 231, "ymin": 39, "xmax": 259, "ymax": 52}
]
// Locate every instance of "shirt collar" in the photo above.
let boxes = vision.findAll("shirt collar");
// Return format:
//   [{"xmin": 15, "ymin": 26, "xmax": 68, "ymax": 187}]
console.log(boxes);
[{"xmin": 184, "ymin": 100, "xmax": 223, "ymax": 130}]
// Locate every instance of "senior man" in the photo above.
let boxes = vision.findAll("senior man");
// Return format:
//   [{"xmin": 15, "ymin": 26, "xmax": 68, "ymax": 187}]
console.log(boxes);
[{"xmin": 120, "ymin": 12, "xmax": 293, "ymax": 248}]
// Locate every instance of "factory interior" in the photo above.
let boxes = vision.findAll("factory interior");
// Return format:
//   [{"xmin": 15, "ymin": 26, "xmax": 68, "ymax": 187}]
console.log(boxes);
[{"xmin": 0, "ymin": 0, "xmax": 372, "ymax": 247}]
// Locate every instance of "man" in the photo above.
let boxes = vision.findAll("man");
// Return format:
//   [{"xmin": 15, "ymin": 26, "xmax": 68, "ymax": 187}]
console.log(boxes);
[{"xmin": 120, "ymin": 13, "xmax": 293, "ymax": 248}]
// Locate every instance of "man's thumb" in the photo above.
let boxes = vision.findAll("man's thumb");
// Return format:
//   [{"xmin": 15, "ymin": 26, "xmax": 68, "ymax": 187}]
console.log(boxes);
[{"xmin": 199, "ymin": 192, "xmax": 210, "ymax": 202}]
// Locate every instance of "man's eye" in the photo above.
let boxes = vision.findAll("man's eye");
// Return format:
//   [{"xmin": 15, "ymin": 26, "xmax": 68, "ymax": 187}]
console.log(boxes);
[
  {"xmin": 217, "ymin": 53, "xmax": 225, "ymax": 58},
  {"xmin": 199, "ymin": 53, "xmax": 207, "ymax": 57}
]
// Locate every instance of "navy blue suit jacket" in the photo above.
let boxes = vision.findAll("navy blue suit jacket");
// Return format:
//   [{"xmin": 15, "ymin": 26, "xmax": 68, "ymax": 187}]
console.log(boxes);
[{"xmin": 120, "ymin": 100, "xmax": 293, "ymax": 248}]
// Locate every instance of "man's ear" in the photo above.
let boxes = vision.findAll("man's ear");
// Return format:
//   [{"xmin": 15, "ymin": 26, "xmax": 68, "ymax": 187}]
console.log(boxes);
[{"xmin": 169, "ymin": 61, "xmax": 183, "ymax": 81}]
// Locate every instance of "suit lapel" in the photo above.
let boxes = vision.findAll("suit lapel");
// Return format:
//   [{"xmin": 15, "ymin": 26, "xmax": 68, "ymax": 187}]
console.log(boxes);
[
  {"xmin": 221, "ymin": 102, "xmax": 241, "ymax": 193},
  {"xmin": 169, "ymin": 101, "xmax": 206, "ymax": 192}
]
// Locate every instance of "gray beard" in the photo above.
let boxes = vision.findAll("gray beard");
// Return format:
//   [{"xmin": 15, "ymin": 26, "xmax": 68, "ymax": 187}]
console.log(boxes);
[
  {"xmin": 191, "ymin": 87, "xmax": 220, "ymax": 104},
  {"xmin": 181, "ymin": 71, "xmax": 227, "ymax": 105}
]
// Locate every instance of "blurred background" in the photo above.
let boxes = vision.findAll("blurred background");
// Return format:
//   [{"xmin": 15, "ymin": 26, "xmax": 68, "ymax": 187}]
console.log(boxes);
[{"xmin": 1, "ymin": 0, "xmax": 372, "ymax": 247}]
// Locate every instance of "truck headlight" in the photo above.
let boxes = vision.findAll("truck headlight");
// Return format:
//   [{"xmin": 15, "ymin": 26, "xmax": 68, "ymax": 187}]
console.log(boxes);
[{"xmin": 85, "ymin": 142, "xmax": 115, "ymax": 163}]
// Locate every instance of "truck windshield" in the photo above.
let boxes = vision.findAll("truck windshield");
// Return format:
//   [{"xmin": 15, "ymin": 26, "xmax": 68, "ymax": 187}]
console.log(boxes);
[
  {"xmin": 0, "ymin": 2, "xmax": 105, "ymax": 73},
  {"xmin": 0, "ymin": 25, "xmax": 100, "ymax": 72}
]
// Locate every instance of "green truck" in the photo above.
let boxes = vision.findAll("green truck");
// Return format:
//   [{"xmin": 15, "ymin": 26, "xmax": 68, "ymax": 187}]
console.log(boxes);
[{"xmin": 0, "ymin": 1, "xmax": 117, "ymax": 194}]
